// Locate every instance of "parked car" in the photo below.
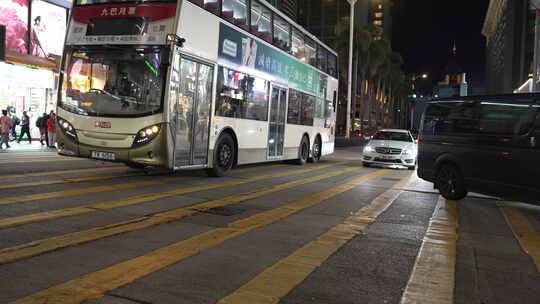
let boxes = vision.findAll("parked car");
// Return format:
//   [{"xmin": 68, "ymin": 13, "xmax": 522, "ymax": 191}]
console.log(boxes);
[
  {"xmin": 362, "ymin": 129, "xmax": 417, "ymax": 170},
  {"xmin": 417, "ymin": 94, "xmax": 540, "ymax": 203}
]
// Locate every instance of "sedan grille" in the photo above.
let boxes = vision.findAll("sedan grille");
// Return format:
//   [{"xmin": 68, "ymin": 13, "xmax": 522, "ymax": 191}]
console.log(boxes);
[{"xmin": 375, "ymin": 147, "xmax": 402, "ymax": 155}]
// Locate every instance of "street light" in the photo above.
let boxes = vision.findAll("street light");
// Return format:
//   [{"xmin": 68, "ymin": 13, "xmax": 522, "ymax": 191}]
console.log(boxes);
[{"xmin": 345, "ymin": 0, "xmax": 357, "ymax": 139}]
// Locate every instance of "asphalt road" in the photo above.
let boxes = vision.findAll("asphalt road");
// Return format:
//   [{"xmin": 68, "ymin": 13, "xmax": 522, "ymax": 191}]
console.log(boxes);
[{"xmin": 0, "ymin": 146, "xmax": 539, "ymax": 304}]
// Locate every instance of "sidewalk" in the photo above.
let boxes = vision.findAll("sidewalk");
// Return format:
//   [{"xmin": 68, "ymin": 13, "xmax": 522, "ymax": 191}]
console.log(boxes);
[{"xmin": 0, "ymin": 140, "xmax": 56, "ymax": 153}]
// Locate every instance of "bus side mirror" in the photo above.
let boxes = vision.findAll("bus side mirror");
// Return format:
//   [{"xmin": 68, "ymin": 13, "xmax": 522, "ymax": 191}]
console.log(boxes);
[{"xmin": 167, "ymin": 34, "xmax": 186, "ymax": 48}]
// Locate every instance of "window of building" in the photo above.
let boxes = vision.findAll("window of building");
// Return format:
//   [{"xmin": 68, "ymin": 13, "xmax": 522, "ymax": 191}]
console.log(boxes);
[
  {"xmin": 291, "ymin": 28, "xmax": 305, "ymax": 61},
  {"xmin": 305, "ymin": 37, "xmax": 317, "ymax": 67},
  {"xmin": 250, "ymin": 0, "xmax": 272, "ymax": 42},
  {"xmin": 317, "ymin": 47, "xmax": 327, "ymax": 73},
  {"xmin": 373, "ymin": 20, "xmax": 383, "ymax": 26},
  {"xmin": 375, "ymin": 12, "xmax": 383, "ymax": 18},
  {"xmin": 301, "ymin": 94, "xmax": 315, "ymax": 126},
  {"xmin": 222, "ymin": 0, "xmax": 248, "ymax": 30},
  {"xmin": 287, "ymin": 90, "xmax": 301, "ymax": 124},
  {"xmin": 327, "ymin": 52, "xmax": 337, "ymax": 78},
  {"xmin": 215, "ymin": 67, "xmax": 269, "ymax": 121},
  {"xmin": 273, "ymin": 15, "xmax": 291, "ymax": 52}
]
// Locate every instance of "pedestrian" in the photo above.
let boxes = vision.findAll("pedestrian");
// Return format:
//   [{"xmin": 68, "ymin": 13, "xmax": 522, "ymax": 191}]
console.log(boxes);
[
  {"xmin": 17, "ymin": 111, "xmax": 32, "ymax": 143},
  {"xmin": 0, "ymin": 110, "xmax": 13, "ymax": 149},
  {"xmin": 36, "ymin": 113, "xmax": 47, "ymax": 145},
  {"xmin": 10, "ymin": 113, "xmax": 20, "ymax": 140},
  {"xmin": 47, "ymin": 112, "xmax": 56, "ymax": 148}
]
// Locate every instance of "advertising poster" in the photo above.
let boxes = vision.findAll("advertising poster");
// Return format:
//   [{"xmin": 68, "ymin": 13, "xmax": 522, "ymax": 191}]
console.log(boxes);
[
  {"xmin": 31, "ymin": 0, "xmax": 67, "ymax": 57},
  {"xmin": 218, "ymin": 23, "xmax": 322, "ymax": 98},
  {"xmin": 0, "ymin": 0, "xmax": 29, "ymax": 54}
]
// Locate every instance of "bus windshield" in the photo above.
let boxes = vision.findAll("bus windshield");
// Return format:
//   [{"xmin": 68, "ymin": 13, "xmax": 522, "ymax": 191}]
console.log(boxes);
[{"xmin": 61, "ymin": 47, "xmax": 166, "ymax": 117}]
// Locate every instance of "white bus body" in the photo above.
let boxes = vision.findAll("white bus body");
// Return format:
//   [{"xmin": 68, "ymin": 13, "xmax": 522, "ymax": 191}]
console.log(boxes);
[{"xmin": 57, "ymin": 0, "xmax": 338, "ymax": 174}]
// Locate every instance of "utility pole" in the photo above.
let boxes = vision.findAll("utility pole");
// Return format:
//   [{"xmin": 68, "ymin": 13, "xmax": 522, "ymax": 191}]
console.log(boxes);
[{"xmin": 345, "ymin": 0, "xmax": 357, "ymax": 138}]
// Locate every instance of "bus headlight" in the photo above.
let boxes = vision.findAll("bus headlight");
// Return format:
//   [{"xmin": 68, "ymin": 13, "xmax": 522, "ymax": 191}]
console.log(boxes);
[
  {"xmin": 133, "ymin": 124, "xmax": 161, "ymax": 147},
  {"xmin": 57, "ymin": 117, "xmax": 78, "ymax": 142}
]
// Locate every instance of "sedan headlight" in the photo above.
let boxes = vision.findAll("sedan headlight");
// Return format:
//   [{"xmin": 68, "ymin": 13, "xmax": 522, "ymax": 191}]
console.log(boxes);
[
  {"xmin": 133, "ymin": 124, "xmax": 161, "ymax": 148},
  {"xmin": 57, "ymin": 117, "xmax": 78, "ymax": 142},
  {"xmin": 363, "ymin": 146, "xmax": 374, "ymax": 153},
  {"xmin": 402, "ymin": 149, "xmax": 416, "ymax": 156}
]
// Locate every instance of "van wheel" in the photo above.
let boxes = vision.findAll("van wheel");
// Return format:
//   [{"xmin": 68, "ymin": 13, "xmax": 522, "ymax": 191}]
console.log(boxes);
[
  {"xmin": 436, "ymin": 164, "xmax": 467, "ymax": 200},
  {"xmin": 296, "ymin": 136, "xmax": 309, "ymax": 165},
  {"xmin": 308, "ymin": 137, "xmax": 322, "ymax": 163},
  {"xmin": 207, "ymin": 133, "xmax": 235, "ymax": 177}
]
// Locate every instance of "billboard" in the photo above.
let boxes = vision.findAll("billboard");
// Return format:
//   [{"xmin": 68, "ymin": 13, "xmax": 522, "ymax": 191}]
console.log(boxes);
[
  {"xmin": 0, "ymin": 0, "xmax": 30, "ymax": 54},
  {"xmin": 31, "ymin": 0, "xmax": 67, "ymax": 57}
]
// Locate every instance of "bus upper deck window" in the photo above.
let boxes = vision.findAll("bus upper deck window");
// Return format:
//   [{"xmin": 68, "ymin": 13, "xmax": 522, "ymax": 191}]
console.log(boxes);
[{"xmin": 222, "ymin": 0, "xmax": 248, "ymax": 30}]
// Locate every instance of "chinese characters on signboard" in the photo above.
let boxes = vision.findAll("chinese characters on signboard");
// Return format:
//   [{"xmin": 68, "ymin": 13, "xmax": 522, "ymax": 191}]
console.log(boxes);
[{"xmin": 218, "ymin": 23, "xmax": 322, "ymax": 97}]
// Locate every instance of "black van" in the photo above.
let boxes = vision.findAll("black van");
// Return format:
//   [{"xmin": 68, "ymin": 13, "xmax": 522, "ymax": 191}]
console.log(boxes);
[{"xmin": 417, "ymin": 94, "xmax": 540, "ymax": 203}]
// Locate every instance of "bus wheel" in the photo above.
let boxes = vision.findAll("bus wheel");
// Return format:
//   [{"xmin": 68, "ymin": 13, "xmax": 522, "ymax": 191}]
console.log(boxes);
[
  {"xmin": 207, "ymin": 133, "xmax": 235, "ymax": 177},
  {"xmin": 125, "ymin": 162, "xmax": 146, "ymax": 169},
  {"xmin": 296, "ymin": 136, "xmax": 309, "ymax": 165},
  {"xmin": 308, "ymin": 137, "xmax": 322, "ymax": 163}
]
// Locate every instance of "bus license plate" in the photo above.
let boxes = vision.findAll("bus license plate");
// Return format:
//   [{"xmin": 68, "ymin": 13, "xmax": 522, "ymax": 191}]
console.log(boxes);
[{"xmin": 91, "ymin": 151, "xmax": 115, "ymax": 161}]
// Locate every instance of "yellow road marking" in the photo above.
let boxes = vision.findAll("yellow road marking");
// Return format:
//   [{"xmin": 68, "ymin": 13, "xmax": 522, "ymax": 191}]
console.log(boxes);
[
  {"xmin": 0, "ymin": 173, "xmax": 146, "ymax": 190},
  {"xmin": 0, "ymin": 157, "xmax": 83, "ymax": 164},
  {"xmin": 218, "ymin": 175, "xmax": 412, "ymax": 304},
  {"xmin": 0, "ymin": 163, "xmax": 334, "ymax": 230},
  {"xmin": 11, "ymin": 168, "xmax": 387, "ymax": 304},
  {"xmin": 400, "ymin": 197, "xmax": 459, "ymax": 304},
  {"xmin": 0, "ymin": 164, "xmax": 354, "ymax": 264},
  {"xmin": 0, "ymin": 166, "xmax": 123, "ymax": 180},
  {"xmin": 0, "ymin": 163, "xmax": 287, "ymax": 206},
  {"xmin": 499, "ymin": 204, "xmax": 540, "ymax": 272},
  {"xmin": 0, "ymin": 177, "xmax": 187, "ymax": 206}
]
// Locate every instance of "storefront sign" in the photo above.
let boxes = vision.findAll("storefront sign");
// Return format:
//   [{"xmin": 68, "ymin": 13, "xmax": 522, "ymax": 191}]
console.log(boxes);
[
  {"xmin": 0, "ymin": 0, "xmax": 30, "ymax": 54},
  {"xmin": 66, "ymin": 3, "xmax": 176, "ymax": 45},
  {"xmin": 31, "ymin": 0, "xmax": 67, "ymax": 57},
  {"xmin": 218, "ymin": 23, "xmax": 322, "ymax": 97}
]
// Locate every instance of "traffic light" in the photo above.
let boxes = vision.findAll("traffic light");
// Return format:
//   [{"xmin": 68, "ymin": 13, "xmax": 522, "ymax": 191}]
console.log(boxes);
[{"xmin": 0, "ymin": 25, "xmax": 5, "ymax": 61}]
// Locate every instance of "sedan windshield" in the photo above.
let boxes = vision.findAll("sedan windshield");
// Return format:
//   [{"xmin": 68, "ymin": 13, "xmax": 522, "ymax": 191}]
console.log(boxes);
[
  {"xmin": 60, "ymin": 47, "xmax": 166, "ymax": 117},
  {"xmin": 372, "ymin": 131, "xmax": 413, "ymax": 142}
]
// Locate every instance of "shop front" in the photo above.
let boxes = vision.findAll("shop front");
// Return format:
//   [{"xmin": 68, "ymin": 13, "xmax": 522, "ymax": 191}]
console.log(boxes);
[{"xmin": 0, "ymin": 0, "xmax": 71, "ymax": 139}]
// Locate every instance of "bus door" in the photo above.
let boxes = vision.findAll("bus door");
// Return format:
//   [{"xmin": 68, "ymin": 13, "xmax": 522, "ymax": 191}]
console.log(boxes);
[
  {"xmin": 268, "ymin": 85, "xmax": 287, "ymax": 158},
  {"xmin": 174, "ymin": 57, "xmax": 214, "ymax": 167}
]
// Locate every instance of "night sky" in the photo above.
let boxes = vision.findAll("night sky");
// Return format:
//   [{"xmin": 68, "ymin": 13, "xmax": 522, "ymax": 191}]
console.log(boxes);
[{"xmin": 392, "ymin": 0, "xmax": 490, "ymax": 88}]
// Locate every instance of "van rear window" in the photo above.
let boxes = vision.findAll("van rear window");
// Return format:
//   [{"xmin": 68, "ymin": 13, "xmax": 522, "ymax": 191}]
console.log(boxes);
[{"xmin": 422, "ymin": 101, "xmax": 539, "ymax": 136}]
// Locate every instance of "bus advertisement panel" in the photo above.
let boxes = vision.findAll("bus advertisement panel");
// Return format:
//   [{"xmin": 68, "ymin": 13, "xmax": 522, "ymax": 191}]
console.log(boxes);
[{"xmin": 218, "ymin": 23, "xmax": 322, "ymax": 98}]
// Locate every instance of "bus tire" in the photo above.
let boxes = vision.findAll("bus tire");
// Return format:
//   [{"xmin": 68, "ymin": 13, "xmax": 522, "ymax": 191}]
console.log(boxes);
[
  {"xmin": 308, "ymin": 136, "xmax": 322, "ymax": 163},
  {"xmin": 207, "ymin": 132, "xmax": 235, "ymax": 177},
  {"xmin": 296, "ymin": 135, "xmax": 309, "ymax": 165}
]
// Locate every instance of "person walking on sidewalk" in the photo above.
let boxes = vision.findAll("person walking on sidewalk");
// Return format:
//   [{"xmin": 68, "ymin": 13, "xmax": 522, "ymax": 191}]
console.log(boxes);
[
  {"xmin": 47, "ymin": 112, "xmax": 56, "ymax": 148},
  {"xmin": 0, "ymin": 110, "xmax": 13, "ymax": 149},
  {"xmin": 17, "ymin": 111, "xmax": 32, "ymax": 143},
  {"xmin": 36, "ymin": 112, "xmax": 48, "ymax": 145}
]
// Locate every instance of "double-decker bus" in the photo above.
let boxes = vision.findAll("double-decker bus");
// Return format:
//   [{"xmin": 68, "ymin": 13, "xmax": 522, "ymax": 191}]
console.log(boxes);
[{"xmin": 57, "ymin": 0, "xmax": 338, "ymax": 176}]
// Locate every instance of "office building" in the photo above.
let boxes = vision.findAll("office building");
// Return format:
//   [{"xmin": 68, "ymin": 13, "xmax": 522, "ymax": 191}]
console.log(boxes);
[{"xmin": 483, "ymin": 0, "xmax": 535, "ymax": 94}]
